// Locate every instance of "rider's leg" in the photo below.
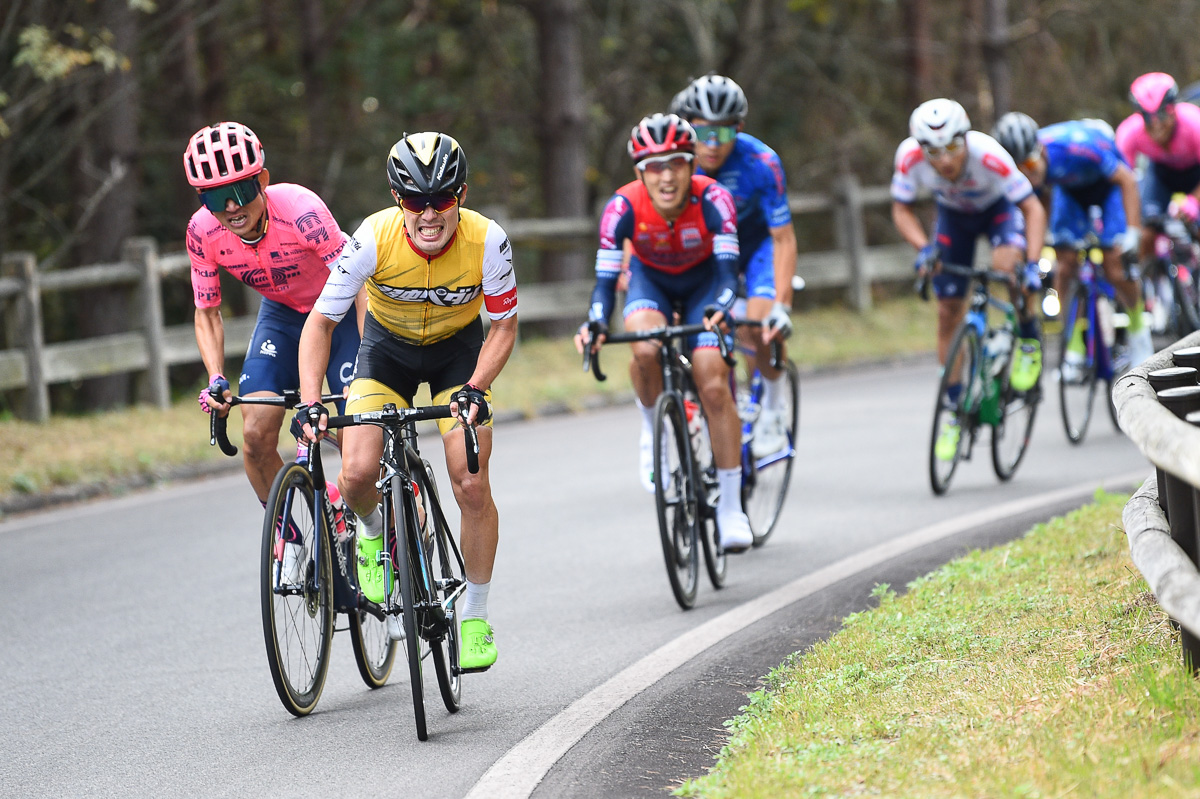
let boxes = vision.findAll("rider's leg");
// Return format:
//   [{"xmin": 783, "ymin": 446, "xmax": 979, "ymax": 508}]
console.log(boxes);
[
  {"xmin": 692, "ymin": 346, "xmax": 752, "ymax": 550},
  {"xmin": 625, "ymin": 309, "xmax": 669, "ymax": 492},
  {"xmin": 240, "ymin": 398, "xmax": 285, "ymax": 502}
]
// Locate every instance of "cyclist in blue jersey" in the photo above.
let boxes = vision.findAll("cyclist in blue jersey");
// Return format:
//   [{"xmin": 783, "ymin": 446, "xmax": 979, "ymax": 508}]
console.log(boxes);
[
  {"xmin": 992, "ymin": 112, "xmax": 1154, "ymax": 368},
  {"xmin": 670, "ymin": 75, "xmax": 799, "ymax": 457}
]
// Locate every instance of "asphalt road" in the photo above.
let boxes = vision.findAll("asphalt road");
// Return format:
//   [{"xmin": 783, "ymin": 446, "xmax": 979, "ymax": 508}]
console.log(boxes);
[{"xmin": 0, "ymin": 358, "xmax": 1148, "ymax": 798}]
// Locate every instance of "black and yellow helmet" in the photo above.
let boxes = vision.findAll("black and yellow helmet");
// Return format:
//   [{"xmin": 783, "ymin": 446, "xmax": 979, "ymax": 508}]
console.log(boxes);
[{"xmin": 386, "ymin": 132, "xmax": 468, "ymax": 196}]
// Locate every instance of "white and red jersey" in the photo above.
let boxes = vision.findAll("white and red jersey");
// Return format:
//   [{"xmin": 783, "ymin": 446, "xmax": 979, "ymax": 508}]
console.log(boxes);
[
  {"xmin": 891, "ymin": 130, "xmax": 1034, "ymax": 213},
  {"xmin": 1116, "ymin": 103, "xmax": 1200, "ymax": 171},
  {"xmin": 186, "ymin": 183, "xmax": 347, "ymax": 313}
]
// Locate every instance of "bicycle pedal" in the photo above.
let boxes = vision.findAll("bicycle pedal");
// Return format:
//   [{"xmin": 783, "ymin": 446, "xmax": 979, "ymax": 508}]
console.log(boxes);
[{"xmin": 456, "ymin": 664, "xmax": 492, "ymax": 675}]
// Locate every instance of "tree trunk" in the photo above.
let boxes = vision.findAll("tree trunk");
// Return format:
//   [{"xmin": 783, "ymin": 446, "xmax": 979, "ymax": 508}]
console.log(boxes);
[
  {"xmin": 74, "ymin": 0, "xmax": 141, "ymax": 408},
  {"xmin": 901, "ymin": 0, "xmax": 933, "ymax": 109},
  {"xmin": 982, "ymin": 0, "xmax": 1011, "ymax": 121},
  {"xmin": 528, "ymin": 0, "xmax": 588, "ymax": 286}
]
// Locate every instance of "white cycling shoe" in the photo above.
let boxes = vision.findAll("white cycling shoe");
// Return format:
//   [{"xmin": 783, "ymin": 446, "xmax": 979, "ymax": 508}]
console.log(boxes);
[
  {"xmin": 752, "ymin": 407, "xmax": 789, "ymax": 457},
  {"xmin": 717, "ymin": 510, "xmax": 753, "ymax": 553},
  {"xmin": 638, "ymin": 427, "xmax": 655, "ymax": 494},
  {"xmin": 1128, "ymin": 326, "xmax": 1155, "ymax": 368},
  {"xmin": 280, "ymin": 542, "xmax": 304, "ymax": 586},
  {"xmin": 386, "ymin": 615, "xmax": 406, "ymax": 642}
]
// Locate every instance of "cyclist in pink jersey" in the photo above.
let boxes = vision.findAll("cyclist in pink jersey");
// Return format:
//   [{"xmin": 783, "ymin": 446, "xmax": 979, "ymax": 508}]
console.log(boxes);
[
  {"xmin": 185, "ymin": 122, "xmax": 365, "ymax": 512},
  {"xmin": 1116, "ymin": 72, "xmax": 1200, "ymax": 258}
]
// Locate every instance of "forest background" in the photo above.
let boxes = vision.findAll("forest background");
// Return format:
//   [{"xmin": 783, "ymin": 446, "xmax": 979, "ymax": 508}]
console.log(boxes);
[{"xmin": 3, "ymin": 0, "xmax": 1198, "ymax": 411}]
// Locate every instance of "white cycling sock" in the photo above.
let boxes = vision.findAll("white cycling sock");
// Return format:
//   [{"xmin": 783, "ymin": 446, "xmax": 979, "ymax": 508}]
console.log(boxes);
[
  {"xmin": 462, "ymin": 580, "xmax": 490, "ymax": 621},
  {"xmin": 636, "ymin": 396, "xmax": 655, "ymax": 436},
  {"xmin": 717, "ymin": 467, "xmax": 741, "ymax": 515},
  {"xmin": 760, "ymin": 373, "xmax": 784, "ymax": 410},
  {"xmin": 359, "ymin": 505, "xmax": 383, "ymax": 539}
]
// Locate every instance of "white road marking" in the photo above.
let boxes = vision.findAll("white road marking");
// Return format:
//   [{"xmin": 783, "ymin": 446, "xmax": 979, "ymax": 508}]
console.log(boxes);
[{"xmin": 464, "ymin": 470, "xmax": 1149, "ymax": 799}]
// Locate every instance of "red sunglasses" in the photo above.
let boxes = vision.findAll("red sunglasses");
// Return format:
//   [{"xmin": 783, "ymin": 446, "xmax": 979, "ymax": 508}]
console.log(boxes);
[{"xmin": 398, "ymin": 193, "xmax": 459, "ymax": 214}]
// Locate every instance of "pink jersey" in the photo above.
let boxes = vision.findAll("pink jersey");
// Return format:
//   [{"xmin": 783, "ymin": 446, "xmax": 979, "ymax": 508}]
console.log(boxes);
[
  {"xmin": 1116, "ymin": 103, "xmax": 1200, "ymax": 171},
  {"xmin": 186, "ymin": 183, "xmax": 346, "ymax": 313}
]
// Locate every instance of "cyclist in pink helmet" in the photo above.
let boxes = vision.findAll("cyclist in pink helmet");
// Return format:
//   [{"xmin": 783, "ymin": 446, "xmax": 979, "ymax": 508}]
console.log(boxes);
[
  {"xmin": 185, "ymin": 122, "xmax": 365, "ymax": 549},
  {"xmin": 1117, "ymin": 72, "xmax": 1200, "ymax": 260}
]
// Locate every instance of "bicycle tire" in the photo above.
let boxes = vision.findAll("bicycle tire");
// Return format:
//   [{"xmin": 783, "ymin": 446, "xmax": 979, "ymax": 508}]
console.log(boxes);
[
  {"xmin": 348, "ymin": 526, "xmax": 396, "ymax": 688},
  {"xmin": 260, "ymin": 463, "xmax": 332, "ymax": 716},
  {"xmin": 1058, "ymin": 284, "xmax": 1098, "ymax": 444},
  {"xmin": 653, "ymin": 391, "xmax": 700, "ymax": 609},
  {"xmin": 929, "ymin": 323, "xmax": 980, "ymax": 495},
  {"xmin": 744, "ymin": 359, "xmax": 800, "ymax": 546},
  {"xmin": 390, "ymin": 478, "xmax": 427, "ymax": 741},
  {"xmin": 683, "ymin": 387, "xmax": 725, "ymax": 590},
  {"xmin": 413, "ymin": 458, "xmax": 462, "ymax": 713},
  {"xmin": 991, "ymin": 341, "xmax": 1040, "ymax": 481},
  {"xmin": 1171, "ymin": 261, "xmax": 1200, "ymax": 335}
]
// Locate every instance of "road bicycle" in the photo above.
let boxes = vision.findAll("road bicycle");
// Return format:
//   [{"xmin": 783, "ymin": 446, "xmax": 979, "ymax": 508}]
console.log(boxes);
[
  {"xmin": 207, "ymin": 391, "xmax": 395, "ymax": 717},
  {"xmin": 1142, "ymin": 206, "xmax": 1200, "ymax": 348},
  {"xmin": 318, "ymin": 402, "xmax": 480, "ymax": 741},
  {"xmin": 1055, "ymin": 238, "xmax": 1131, "ymax": 444},
  {"xmin": 730, "ymin": 320, "xmax": 800, "ymax": 546},
  {"xmin": 921, "ymin": 264, "xmax": 1042, "ymax": 495}
]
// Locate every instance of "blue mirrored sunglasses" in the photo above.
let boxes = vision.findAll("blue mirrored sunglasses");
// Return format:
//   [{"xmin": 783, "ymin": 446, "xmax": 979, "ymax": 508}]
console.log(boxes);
[
  {"xmin": 692, "ymin": 124, "xmax": 739, "ymax": 146},
  {"xmin": 198, "ymin": 177, "xmax": 261, "ymax": 213}
]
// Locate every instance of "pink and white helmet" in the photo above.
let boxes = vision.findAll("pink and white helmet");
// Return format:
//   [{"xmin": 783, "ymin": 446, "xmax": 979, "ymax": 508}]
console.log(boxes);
[
  {"xmin": 183, "ymin": 122, "xmax": 265, "ymax": 189},
  {"xmin": 909, "ymin": 99, "xmax": 971, "ymax": 148},
  {"xmin": 1130, "ymin": 72, "xmax": 1179, "ymax": 115}
]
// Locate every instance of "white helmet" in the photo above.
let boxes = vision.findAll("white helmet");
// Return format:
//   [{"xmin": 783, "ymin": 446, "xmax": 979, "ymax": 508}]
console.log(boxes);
[{"xmin": 909, "ymin": 99, "xmax": 971, "ymax": 148}]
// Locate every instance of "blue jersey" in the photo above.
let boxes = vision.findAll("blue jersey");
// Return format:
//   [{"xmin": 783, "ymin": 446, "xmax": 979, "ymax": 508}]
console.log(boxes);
[
  {"xmin": 1040, "ymin": 120, "xmax": 1126, "ymax": 190},
  {"xmin": 697, "ymin": 132, "xmax": 792, "ymax": 266}
]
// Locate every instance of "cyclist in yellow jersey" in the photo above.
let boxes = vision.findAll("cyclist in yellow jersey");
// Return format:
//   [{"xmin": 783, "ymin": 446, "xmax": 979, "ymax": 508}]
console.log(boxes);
[{"xmin": 295, "ymin": 132, "xmax": 517, "ymax": 671}]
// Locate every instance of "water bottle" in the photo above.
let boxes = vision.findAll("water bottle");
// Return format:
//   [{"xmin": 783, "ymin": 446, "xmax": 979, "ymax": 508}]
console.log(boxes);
[
  {"xmin": 984, "ymin": 328, "xmax": 1013, "ymax": 379},
  {"xmin": 683, "ymin": 398, "xmax": 704, "ymax": 450},
  {"xmin": 327, "ymin": 481, "xmax": 349, "ymax": 542},
  {"xmin": 1097, "ymin": 296, "xmax": 1116, "ymax": 348}
]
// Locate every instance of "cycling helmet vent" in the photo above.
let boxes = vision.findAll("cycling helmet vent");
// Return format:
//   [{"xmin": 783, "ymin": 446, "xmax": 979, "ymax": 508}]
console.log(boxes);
[
  {"xmin": 627, "ymin": 113, "xmax": 697, "ymax": 162},
  {"xmin": 671, "ymin": 74, "xmax": 749, "ymax": 123},
  {"xmin": 908, "ymin": 98, "xmax": 971, "ymax": 148},
  {"xmin": 183, "ymin": 122, "xmax": 265, "ymax": 189},
  {"xmin": 386, "ymin": 131, "xmax": 468, "ymax": 196}
]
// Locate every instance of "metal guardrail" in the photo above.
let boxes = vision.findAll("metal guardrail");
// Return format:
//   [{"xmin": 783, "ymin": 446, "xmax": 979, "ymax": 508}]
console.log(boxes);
[
  {"xmin": 1, "ymin": 180, "xmax": 918, "ymax": 422},
  {"xmin": 1114, "ymin": 330, "xmax": 1200, "ymax": 671}
]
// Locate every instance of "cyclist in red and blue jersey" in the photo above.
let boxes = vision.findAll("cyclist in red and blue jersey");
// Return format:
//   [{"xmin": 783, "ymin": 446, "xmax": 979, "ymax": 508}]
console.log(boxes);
[
  {"xmin": 671, "ymin": 75, "xmax": 798, "ymax": 457},
  {"xmin": 184, "ymin": 122, "xmax": 365, "ymax": 514},
  {"xmin": 892, "ymin": 99, "xmax": 1047, "ymax": 463},
  {"xmin": 993, "ymin": 112, "xmax": 1154, "ymax": 368},
  {"xmin": 574, "ymin": 113, "xmax": 753, "ymax": 552}
]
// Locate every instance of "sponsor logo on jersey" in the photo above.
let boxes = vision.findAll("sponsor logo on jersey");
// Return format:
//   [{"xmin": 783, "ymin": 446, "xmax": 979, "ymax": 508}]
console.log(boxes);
[
  {"xmin": 260, "ymin": 339, "xmax": 277, "ymax": 357},
  {"xmin": 296, "ymin": 210, "xmax": 330, "ymax": 245},
  {"xmin": 376, "ymin": 283, "xmax": 483, "ymax": 306},
  {"xmin": 680, "ymin": 226, "xmax": 703, "ymax": 250},
  {"xmin": 982, "ymin": 153, "xmax": 1011, "ymax": 177}
]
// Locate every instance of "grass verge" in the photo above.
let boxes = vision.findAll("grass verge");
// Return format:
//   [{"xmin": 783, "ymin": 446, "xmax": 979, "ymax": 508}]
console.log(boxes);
[
  {"xmin": 3, "ymin": 295, "xmax": 934, "ymax": 505},
  {"xmin": 677, "ymin": 491, "xmax": 1200, "ymax": 798}
]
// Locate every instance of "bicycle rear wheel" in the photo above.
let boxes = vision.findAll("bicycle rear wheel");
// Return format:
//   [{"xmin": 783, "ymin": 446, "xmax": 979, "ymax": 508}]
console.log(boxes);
[
  {"xmin": 261, "ymin": 463, "xmax": 332, "ymax": 716},
  {"xmin": 413, "ymin": 458, "xmax": 462, "ymax": 714},
  {"xmin": 744, "ymin": 360, "xmax": 799, "ymax": 546},
  {"xmin": 390, "ymin": 480, "xmax": 427, "ymax": 741},
  {"xmin": 653, "ymin": 392, "xmax": 700, "ymax": 609},
  {"xmin": 1058, "ymin": 286, "xmax": 1098, "ymax": 444},
  {"xmin": 992, "ymin": 351, "xmax": 1040, "ymax": 480},
  {"xmin": 349, "ymin": 526, "xmax": 396, "ymax": 688},
  {"xmin": 929, "ymin": 323, "xmax": 980, "ymax": 495}
]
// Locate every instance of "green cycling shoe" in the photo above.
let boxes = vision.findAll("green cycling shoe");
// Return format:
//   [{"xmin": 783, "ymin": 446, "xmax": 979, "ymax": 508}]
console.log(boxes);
[
  {"xmin": 1009, "ymin": 338, "xmax": 1042, "ymax": 392},
  {"xmin": 935, "ymin": 419, "xmax": 960, "ymax": 462},
  {"xmin": 357, "ymin": 534, "xmax": 387, "ymax": 604},
  {"xmin": 459, "ymin": 618, "xmax": 497, "ymax": 672}
]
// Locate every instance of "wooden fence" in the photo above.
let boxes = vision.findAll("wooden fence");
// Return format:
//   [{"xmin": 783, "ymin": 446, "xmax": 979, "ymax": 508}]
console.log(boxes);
[{"xmin": 1, "ymin": 177, "xmax": 913, "ymax": 422}]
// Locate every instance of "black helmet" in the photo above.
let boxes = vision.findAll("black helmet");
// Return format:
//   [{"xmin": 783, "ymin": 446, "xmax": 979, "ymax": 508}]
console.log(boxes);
[
  {"xmin": 671, "ymin": 74, "xmax": 748, "ymax": 123},
  {"xmin": 386, "ymin": 132, "xmax": 468, "ymax": 196},
  {"xmin": 992, "ymin": 112, "xmax": 1040, "ymax": 164}
]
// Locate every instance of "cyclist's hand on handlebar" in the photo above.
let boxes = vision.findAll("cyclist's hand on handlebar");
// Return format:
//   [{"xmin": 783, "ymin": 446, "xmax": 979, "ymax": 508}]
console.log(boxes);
[
  {"xmin": 913, "ymin": 243, "xmax": 939, "ymax": 277},
  {"xmin": 1119, "ymin": 226, "xmax": 1141, "ymax": 256},
  {"xmin": 198, "ymin": 374, "xmax": 231, "ymax": 417},
  {"xmin": 290, "ymin": 401, "xmax": 328, "ymax": 444},
  {"xmin": 451, "ymin": 383, "xmax": 490, "ymax": 426},
  {"xmin": 574, "ymin": 320, "xmax": 608, "ymax": 354},
  {"xmin": 762, "ymin": 301, "xmax": 793, "ymax": 343},
  {"xmin": 1022, "ymin": 261, "xmax": 1043, "ymax": 292},
  {"xmin": 704, "ymin": 287, "xmax": 737, "ymax": 331}
]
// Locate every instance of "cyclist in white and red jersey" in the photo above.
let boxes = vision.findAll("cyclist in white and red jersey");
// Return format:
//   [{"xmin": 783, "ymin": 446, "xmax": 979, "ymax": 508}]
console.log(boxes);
[
  {"xmin": 891, "ymin": 99, "xmax": 1047, "ymax": 463},
  {"xmin": 184, "ymin": 121, "xmax": 364, "ymax": 514}
]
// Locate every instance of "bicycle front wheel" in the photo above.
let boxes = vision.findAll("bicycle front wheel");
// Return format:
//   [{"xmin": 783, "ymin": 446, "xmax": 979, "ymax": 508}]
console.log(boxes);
[
  {"xmin": 390, "ymin": 480, "xmax": 427, "ymax": 741},
  {"xmin": 992, "ymin": 352, "xmax": 1040, "ymax": 481},
  {"xmin": 414, "ymin": 458, "xmax": 462, "ymax": 714},
  {"xmin": 653, "ymin": 392, "xmax": 700, "ymax": 609},
  {"xmin": 260, "ymin": 463, "xmax": 333, "ymax": 716},
  {"xmin": 744, "ymin": 360, "xmax": 800, "ymax": 546},
  {"xmin": 929, "ymin": 323, "xmax": 980, "ymax": 495},
  {"xmin": 1058, "ymin": 285, "xmax": 1098, "ymax": 444},
  {"xmin": 684, "ymin": 387, "xmax": 725, "ymax": 590},
  {"xmin": 349, "ymin": 524, "xmax": 396, "ymax": 688}
]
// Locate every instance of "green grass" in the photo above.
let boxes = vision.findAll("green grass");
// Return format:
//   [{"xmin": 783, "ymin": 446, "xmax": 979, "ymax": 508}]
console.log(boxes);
[
  {"xmin": 677, "ymin": 491, "xmax": 1200, "ymax": 798},
  {"xmin": 2, "ymin": 295, "xmax": 934, "ymax": 503}
]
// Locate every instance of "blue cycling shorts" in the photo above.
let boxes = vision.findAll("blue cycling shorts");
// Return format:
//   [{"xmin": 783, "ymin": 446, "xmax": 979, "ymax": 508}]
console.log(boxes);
[
  {"xmin": 740, "ymin": 237, "xmax": 777, "ymax": 300},
  {"xmin": 932, "ymin": 198, "xmax": 1026, "ymax": 300},
  {"xmin": 624, "ymin": 258, "xmax": 726, "ymax": 351},
  {"xmin": 239, "ymin": 298, "xmax": 361, "ymax": 410},
  {"xmin": 1141, "ymin": 162, "xmax": 1200, "ymax": 221},
  {"xmin": 1048, "ymin": 181, "xmax": 1126, "ymax": 249}
]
